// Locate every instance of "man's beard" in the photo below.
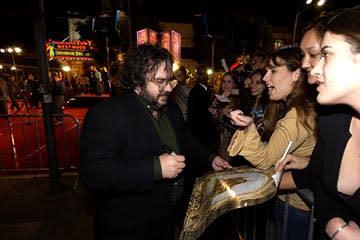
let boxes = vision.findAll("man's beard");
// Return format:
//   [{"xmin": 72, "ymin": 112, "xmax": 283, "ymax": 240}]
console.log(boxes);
[{"xmin": 140, "ymin": 88, "xmax": 170, "ymax": 111}]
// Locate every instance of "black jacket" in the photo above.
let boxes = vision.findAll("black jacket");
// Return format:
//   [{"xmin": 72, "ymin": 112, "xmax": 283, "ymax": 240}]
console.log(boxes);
[
  {"xmin": 293, "ymin": 108, "xmax": 360, "ymax": 229},
  {"xmin": 80, "ymin": 92, "xmax": 214, "ymax": 240},
  {"xmin": 187, "ymin": 83, "xmax": 219, "ymax": 148}
]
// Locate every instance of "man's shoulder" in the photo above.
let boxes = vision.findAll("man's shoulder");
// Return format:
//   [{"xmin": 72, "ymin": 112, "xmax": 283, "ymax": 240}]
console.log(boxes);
[
  {"xmin": 189, "ymin": 83, "xmax": 206, "ymax": 94},
  {"xmin": 91, "ymin": 93, "xmax": 136, "ymax": 111},
  {"xmin": 178, "ymin": 84, "xmax": 192, "ymax": 94}
]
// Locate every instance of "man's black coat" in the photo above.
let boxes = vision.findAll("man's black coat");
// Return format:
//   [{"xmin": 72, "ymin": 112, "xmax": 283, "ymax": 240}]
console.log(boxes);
[{"xmin": 80, "ymin": 92, "xmax": 214, "ymax": 240}]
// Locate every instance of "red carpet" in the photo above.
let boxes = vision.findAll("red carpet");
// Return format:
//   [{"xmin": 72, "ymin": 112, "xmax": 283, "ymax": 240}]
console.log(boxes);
[{"xmin": 0, "ymin": 95, "xmax": 104, "ymax": 175}]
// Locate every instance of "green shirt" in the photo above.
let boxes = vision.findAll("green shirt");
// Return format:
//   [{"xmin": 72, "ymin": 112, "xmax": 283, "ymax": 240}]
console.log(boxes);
[{"xmin": 137, "ymin": 94, "xmax": 184, "ymax": 207}]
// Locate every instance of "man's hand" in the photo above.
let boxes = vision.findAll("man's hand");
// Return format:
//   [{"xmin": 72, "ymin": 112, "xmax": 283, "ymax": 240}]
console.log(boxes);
[
  {"xmin": 211, "ymin": 156, "xmax": 232, "ymax": 171},
  {"xmin": 159, "ymin": 153, "xmax": 185, "ymax": 179}
]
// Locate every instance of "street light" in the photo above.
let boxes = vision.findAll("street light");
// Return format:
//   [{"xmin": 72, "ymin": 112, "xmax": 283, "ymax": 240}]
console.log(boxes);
[
  {"xmin": 0, "ymin": 46, "xmax": 22, "ymax": 70},
  {"xmin": 292, "ymin": 0, "xmax": 326, "ymax": 44}
]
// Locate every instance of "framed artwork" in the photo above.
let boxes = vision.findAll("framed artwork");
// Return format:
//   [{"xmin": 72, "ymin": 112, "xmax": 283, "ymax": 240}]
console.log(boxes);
[{"xmin": 180, "ymin": 166, "xmax": 276, "ymax": 240}]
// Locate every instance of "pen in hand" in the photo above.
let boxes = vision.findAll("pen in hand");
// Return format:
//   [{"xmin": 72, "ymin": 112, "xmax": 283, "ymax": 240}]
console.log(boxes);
[
  {"xmin": 272, "ymin": 141, "xmax": 293, "ymax": 188},
  {"xmin": 162, "ymin": 145, "xmax": 184, "ymax": 178}
]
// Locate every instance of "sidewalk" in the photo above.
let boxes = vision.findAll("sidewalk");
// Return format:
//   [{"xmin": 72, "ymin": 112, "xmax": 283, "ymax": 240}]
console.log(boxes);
[
  {"xmin": 0, "ymin": 172, "xmax": 275, "ymax": 240},
  {"xmin": 0, "ymin": 172, "xmax": 93, "ymax": 240},
  {"xmin": 0, "ymin": 172, "xmax": 242, "ymax": 240}
]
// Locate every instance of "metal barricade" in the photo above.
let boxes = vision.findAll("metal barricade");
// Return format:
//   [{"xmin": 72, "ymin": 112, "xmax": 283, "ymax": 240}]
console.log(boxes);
[
  {"xmin": 230, "ymin": 191, "xmax": 315, "ymax": 240},
  {"xmin": 0, "ymin": 113, "xmax": 81, "ymax": 174},
  {"xmin": 297, "ymin": 188, "xmax": 316, "ymax": 240}
]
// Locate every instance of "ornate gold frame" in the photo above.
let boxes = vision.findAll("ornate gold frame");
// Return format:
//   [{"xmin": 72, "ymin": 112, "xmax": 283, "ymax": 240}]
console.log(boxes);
[{"xmin": 180, "ymin": 166, "xmax": 276, "ymax": 240}]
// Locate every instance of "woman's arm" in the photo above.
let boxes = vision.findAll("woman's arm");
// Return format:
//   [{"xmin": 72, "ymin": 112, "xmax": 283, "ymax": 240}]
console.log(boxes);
[
  {"xmin": 278, "ymin": 171, "xmax": 298, "ymax": 190},
  {"xmin": 228, "ymin": 108, "xmax": 315, "ymax": 170}
]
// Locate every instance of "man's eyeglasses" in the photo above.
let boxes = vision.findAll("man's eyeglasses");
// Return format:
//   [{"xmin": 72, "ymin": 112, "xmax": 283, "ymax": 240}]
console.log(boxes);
[{"xmin": 150, "ymin": 78, "xmax": 178, "ymax": 90}]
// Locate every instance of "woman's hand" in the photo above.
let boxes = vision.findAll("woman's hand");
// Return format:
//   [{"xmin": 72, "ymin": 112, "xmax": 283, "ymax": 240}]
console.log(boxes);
[
  {"xmin": 229, "ymin": 110, "xmax": 253, "ymax": 128},
  {"xmin": 326, "ymin": 217, "xmax": 360, "ymax": 240},
  {"xmin": 274, "ymin": 154, "xmax": 310, "ymax": 172},
  {"xmin": 211, "ymin": 156, "xmax": 232, "ymax": 171},
  {"xmin": 222, "ymin": 91, "xmax": 230, "ymax": 97}
]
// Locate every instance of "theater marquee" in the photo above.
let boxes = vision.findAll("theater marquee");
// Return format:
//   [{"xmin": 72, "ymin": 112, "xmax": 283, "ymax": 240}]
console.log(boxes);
[{"xmin": 47, "ymin": 40, "xmax": 96, "ymax": 61}]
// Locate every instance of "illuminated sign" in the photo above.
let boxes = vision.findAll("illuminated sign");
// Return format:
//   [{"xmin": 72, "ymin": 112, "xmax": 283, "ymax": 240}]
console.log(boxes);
[
  {"xmin": 47, "ymin": 40, "xmax": 96, "ymax": 61},
  {"xmin": 171, "ymin": 30, "xmax": 181, "ymax": 62},
  {"xmin": 137, "ymin": 29, "xmax": 181, "ymax": 62}
]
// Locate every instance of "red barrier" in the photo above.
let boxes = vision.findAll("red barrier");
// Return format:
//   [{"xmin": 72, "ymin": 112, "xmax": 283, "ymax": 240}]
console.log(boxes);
[{"xmin": 0, "ymin": 107, "xmax": 87, "ymax": 175}]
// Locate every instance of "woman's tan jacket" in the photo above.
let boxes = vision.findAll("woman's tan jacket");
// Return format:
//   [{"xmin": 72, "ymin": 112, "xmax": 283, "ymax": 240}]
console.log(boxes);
[{"xmin": 228, "ymin": 107, "xmax": 316, "ymax": 210}]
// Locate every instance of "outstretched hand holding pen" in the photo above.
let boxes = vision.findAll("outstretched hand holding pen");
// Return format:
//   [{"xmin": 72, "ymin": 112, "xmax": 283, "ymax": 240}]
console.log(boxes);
[{"xmin": 272, "ymin": 141, "xmax": 293, "ymax": 188}]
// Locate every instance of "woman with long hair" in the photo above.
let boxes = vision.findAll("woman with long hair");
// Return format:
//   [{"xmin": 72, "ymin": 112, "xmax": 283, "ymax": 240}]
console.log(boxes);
[{"xmin": 228, "ymin": 47, "xmax": 317, "ymax": 240}]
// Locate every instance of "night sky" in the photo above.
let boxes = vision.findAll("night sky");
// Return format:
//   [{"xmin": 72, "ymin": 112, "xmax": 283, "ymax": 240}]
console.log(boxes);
[
  {"xmin": 0, "ymin": 0, "xmax": 359, "ymax": 50},
  {"xmin": 0, "ymin": 0, "xmax": 294, "ymax": 47}
]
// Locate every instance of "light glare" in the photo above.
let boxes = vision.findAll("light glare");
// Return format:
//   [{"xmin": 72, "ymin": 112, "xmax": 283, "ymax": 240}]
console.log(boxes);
[
  {"xmin": 14, "ymin": 47, "xmax": 22, "ymax": 53},
  {"xmin": 317, "ymin": 0, "xmax": 325, "ymax": 6},
  {"xmin": 173, "ymin": 62, "xmax": 179, "ymax": 72},
  {"xmin": 62, "ymin": 66, "xmax": 71, "ymax": 72}
]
